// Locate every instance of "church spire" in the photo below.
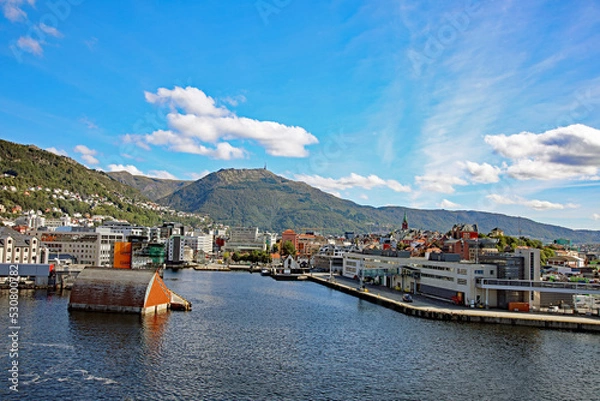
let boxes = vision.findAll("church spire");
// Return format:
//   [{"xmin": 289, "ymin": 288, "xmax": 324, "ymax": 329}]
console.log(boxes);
[{"xmin": 402, "ymin": 211, "xmax": 408, "ymax": 230}]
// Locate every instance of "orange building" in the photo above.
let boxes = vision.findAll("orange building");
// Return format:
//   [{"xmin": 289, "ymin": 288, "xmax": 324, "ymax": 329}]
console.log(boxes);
[
  {"xmin": 113, "ymin": 242, "xmax": 132, "ymax": 268},
  {"xmin": 281, "ymin": 229, "xmax": 298, "ymax": 252}
]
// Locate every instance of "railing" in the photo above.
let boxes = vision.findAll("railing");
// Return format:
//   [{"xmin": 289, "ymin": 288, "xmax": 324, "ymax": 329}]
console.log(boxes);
[{"xmin": 478, "ymin": 279, "xmax": 600, "ymax": 293}]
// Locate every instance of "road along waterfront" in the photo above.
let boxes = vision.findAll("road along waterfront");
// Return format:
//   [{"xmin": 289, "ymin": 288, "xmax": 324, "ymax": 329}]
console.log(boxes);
[
  {"xmin": 1, "ymin": 269, "xmax": 599, "ymax": 400},
  {"xmin": 309, "ymin": 273, "xmax": 600, "ymax": 333}
]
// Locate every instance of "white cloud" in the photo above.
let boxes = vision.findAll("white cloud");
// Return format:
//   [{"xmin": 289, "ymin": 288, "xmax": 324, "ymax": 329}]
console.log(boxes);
[
  {"xmin": 80, "ymin": 154, "xmax": 99, "ymax": 165},
  {"xmin": 593, "ymin": 213, "xmax": 600, "ymax": 221},
  {"xmin": 220, "ymin": 94, "xmax": 247, "ymax": 107},
  {"xmin": 359, "ymin": 194, "xmax": 369, "ymax": 200},
  {"xmin": 1, "ymin": 0, "xmax": 33, "ymax": 22},
  {"xmin": 39, "ymin": 23, "xmax": 62, "ymax": 38},
  {"xmin": 74, "ymin": 145, "xmax": 96, "ymax": 155},
  {"xmin": 107, "ymin": 164, "xmax": 177, "ymax": 180},
  {"xmin": 107, "ymin": 164, "xmax": 144, "ymax": 176},
  {"xmin": 147, "ymin": 170, "xmax": 177, "ymax": 180},
  {"xmin": 486, "ymin": 194, "xmax": 578, "ymax": 211},
  {"xmin": 415, "ymin": 174, "xmax": 468, "ymax": 194},
  {"xmin": 294, "ymin": 173, "xmax": 411, "ymax": 193},
  {"xmin": 485, "ymin": 124, "xmax": 600, "ymax": 180},
  {"xmin": 73, "ymin": 145, "xmax": 99, "ymax": 165},
  {"xmin": 439, "ymin": 199, "xmax": 460, "ymax": 209},
  {"xmin": 458, "ymin": 161, "xmax": 502, "ymax": 183},
  {"xmin": 129, "ymin": 86, "xmax": 318, "ymax": 159},
  {"xmin": 46, "ymin": 147, "xmax": 68, "ymax": 156},
  {"xmin": 16, "ymin": 36, "xmax": 42, "ymax": 56},
  {"xmin": 123, "ymin": 134, "xmax": 151, "ymax": 151},
  {"xmin": 79, "ymin": 117, "xmax": 98, "ymax": 129},
  {"xmin": 188, "ymin": 170, "xmax": 210, "ymax": 180}
]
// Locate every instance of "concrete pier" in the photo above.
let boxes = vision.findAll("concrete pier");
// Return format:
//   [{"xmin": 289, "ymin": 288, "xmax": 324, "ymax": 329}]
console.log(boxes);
[{"xmin": 308, "ymin": 274, "xmax": 600, "ymax": 333}]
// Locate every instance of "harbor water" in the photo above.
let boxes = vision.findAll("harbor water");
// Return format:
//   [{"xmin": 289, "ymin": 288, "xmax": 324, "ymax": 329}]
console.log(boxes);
[{"xmin": 1, "ymin": 269, "xmax": 599, "ymax": 400}]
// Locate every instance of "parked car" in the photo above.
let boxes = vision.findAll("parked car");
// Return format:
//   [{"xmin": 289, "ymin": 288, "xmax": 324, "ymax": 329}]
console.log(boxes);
[{"xmin": 402, "ymin": 294, "xmax": 413, "ymax": 303}]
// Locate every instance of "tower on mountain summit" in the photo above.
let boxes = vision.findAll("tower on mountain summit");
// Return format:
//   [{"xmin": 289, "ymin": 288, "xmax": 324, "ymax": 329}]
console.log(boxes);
[{"xmin": 402, "ymin": 211, "xmax": 408, "ymax": 230}]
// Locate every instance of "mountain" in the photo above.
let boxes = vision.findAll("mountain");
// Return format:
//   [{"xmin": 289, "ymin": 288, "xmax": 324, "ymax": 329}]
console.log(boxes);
[
  {"xmin": 107, "ymin": 171, "xmax": 192, "ymax": 201},
  {"xmin": 160, "ymin": 168, "xmax": 600, "ymax": 244}
]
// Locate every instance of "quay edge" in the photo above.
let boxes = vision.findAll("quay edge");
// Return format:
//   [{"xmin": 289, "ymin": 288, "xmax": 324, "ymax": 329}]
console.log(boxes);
[{"xmin": 307, "ymin": 275, "xmax": 600, "ymax": 333}]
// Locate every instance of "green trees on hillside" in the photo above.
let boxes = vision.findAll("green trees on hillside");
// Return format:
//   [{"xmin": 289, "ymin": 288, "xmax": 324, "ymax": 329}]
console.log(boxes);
[{"xmin": 491, "ymin": 233, "xmax": 555, "ymax": 264}]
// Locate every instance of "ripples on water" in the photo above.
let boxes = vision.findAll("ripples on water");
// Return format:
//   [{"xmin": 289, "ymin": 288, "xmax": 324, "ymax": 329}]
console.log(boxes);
[{"xmin": 1, "ymin": 270, "xmax": 599, "ymax": 400}]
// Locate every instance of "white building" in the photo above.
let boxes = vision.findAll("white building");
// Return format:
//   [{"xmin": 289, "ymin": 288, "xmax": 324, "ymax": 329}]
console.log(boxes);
[
  {"xmin": 224, "ymin": 227, "xmax": 266, "ymax": 252},
  {"xmin": 185, "ymin": 234, "xmax": 213, "ymax": 253},
  {"xmin": 100, "ymin": 221, "xmax": 149, "ymax": 238},
  {"xmin": 0, "ymin": 227, "xmax": 48, "ymax": 264},
  {"xmin": 35, "ymin": 227, "xmax": 123, "ymax": 266},
  {"xmin": 342, "ymin": 250, "xmax": 541, "ymax": 309}
]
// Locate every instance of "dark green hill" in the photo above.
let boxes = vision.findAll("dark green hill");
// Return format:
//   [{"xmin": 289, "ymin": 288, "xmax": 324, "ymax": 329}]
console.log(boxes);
[
  {"xmin": 161, "ymin": 168, "xmax": 600, "ymax": 243},
  {"xmin": 0, "ymin": 139, "xmax": 163, "ymax": 226},
  {"xmin": 107, "ymin": 171, "xmax": 192, "ymax": 201}
]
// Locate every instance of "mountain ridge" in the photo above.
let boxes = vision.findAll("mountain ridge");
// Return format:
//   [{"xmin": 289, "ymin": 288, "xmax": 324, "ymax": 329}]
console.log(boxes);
[
  {"xmin": 107, "ymin": 171, "xmax": 192, "ymax": 201},
  {"xmin": 1, "ymin": 137, "xmax": 598, "ymax": 244},
  {"xmin": 159, "ymin": 168, "xmax": 600, "ymax": 243}
]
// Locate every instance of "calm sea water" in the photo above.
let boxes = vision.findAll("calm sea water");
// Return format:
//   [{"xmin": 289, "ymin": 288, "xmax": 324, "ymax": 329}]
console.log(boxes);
[{"xmin": 1, "ymin": 269, "xmax": 599, "ymax": 400}]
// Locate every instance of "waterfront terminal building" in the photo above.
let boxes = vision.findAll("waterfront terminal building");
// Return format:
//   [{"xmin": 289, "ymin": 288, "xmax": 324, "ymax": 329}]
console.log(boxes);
[{"xmin": 343, "ymin": 248, "xmax": 541, "ymax": 309}]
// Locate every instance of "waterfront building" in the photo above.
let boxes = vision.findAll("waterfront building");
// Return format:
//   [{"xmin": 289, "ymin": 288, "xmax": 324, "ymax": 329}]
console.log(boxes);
[
  {"xmin": 223, "ymin": 227, "xmax": 266, "ymax": 252},
  {"xmin": 479, "ymin": 248, "xmax": 542, "ymax": 308},
  {"xmin": 185, "ymin": 234, "xmax": 213, "ymax": 254},
  {"xmin": 35, "ymin": 227, "xmax": 124, "ymax": 266},
  {"xmin": 343, "ymin": 248, "xmax": 542, "ymax": 309},
  {"xmin": 0, "ymin": 227, "xmax": 48, "ymax": 264},
  {"xmin": 0, "ymin": 263, "xmax": 55, "ymax": 287},
  {"xmin": 314, "ymin": 244, "xmax": 358, "ymax": 273},
  {"xmin": 167, "ymin": 235, "xmax": 185, "ymax": 264}
]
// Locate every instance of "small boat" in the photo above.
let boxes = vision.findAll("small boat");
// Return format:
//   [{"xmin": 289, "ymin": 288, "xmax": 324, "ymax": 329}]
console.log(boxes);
[{"xmin": 260, "ymin": 268, "xmax": 271, "ymax": 276}]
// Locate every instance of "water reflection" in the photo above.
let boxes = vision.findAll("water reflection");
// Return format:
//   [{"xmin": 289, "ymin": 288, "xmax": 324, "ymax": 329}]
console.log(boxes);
[{"xmin": 1, "ymin": 271, "xmax": 599, "ymax": 401}]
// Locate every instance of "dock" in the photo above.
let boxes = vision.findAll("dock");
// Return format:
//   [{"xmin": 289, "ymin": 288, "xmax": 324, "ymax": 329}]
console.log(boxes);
[
  {"xmin": 308, "ymin": 274, "xmax": 600, "ymax": 333},
  {"xmin": 169, "ymin": 289, "xmax": 192, "ymax": 311}
]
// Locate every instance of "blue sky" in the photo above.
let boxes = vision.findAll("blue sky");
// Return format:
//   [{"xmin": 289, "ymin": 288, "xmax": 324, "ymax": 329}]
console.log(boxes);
[{"xmin": 1, "ymin": 0, "xmax": 600, "ymax": 231}]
